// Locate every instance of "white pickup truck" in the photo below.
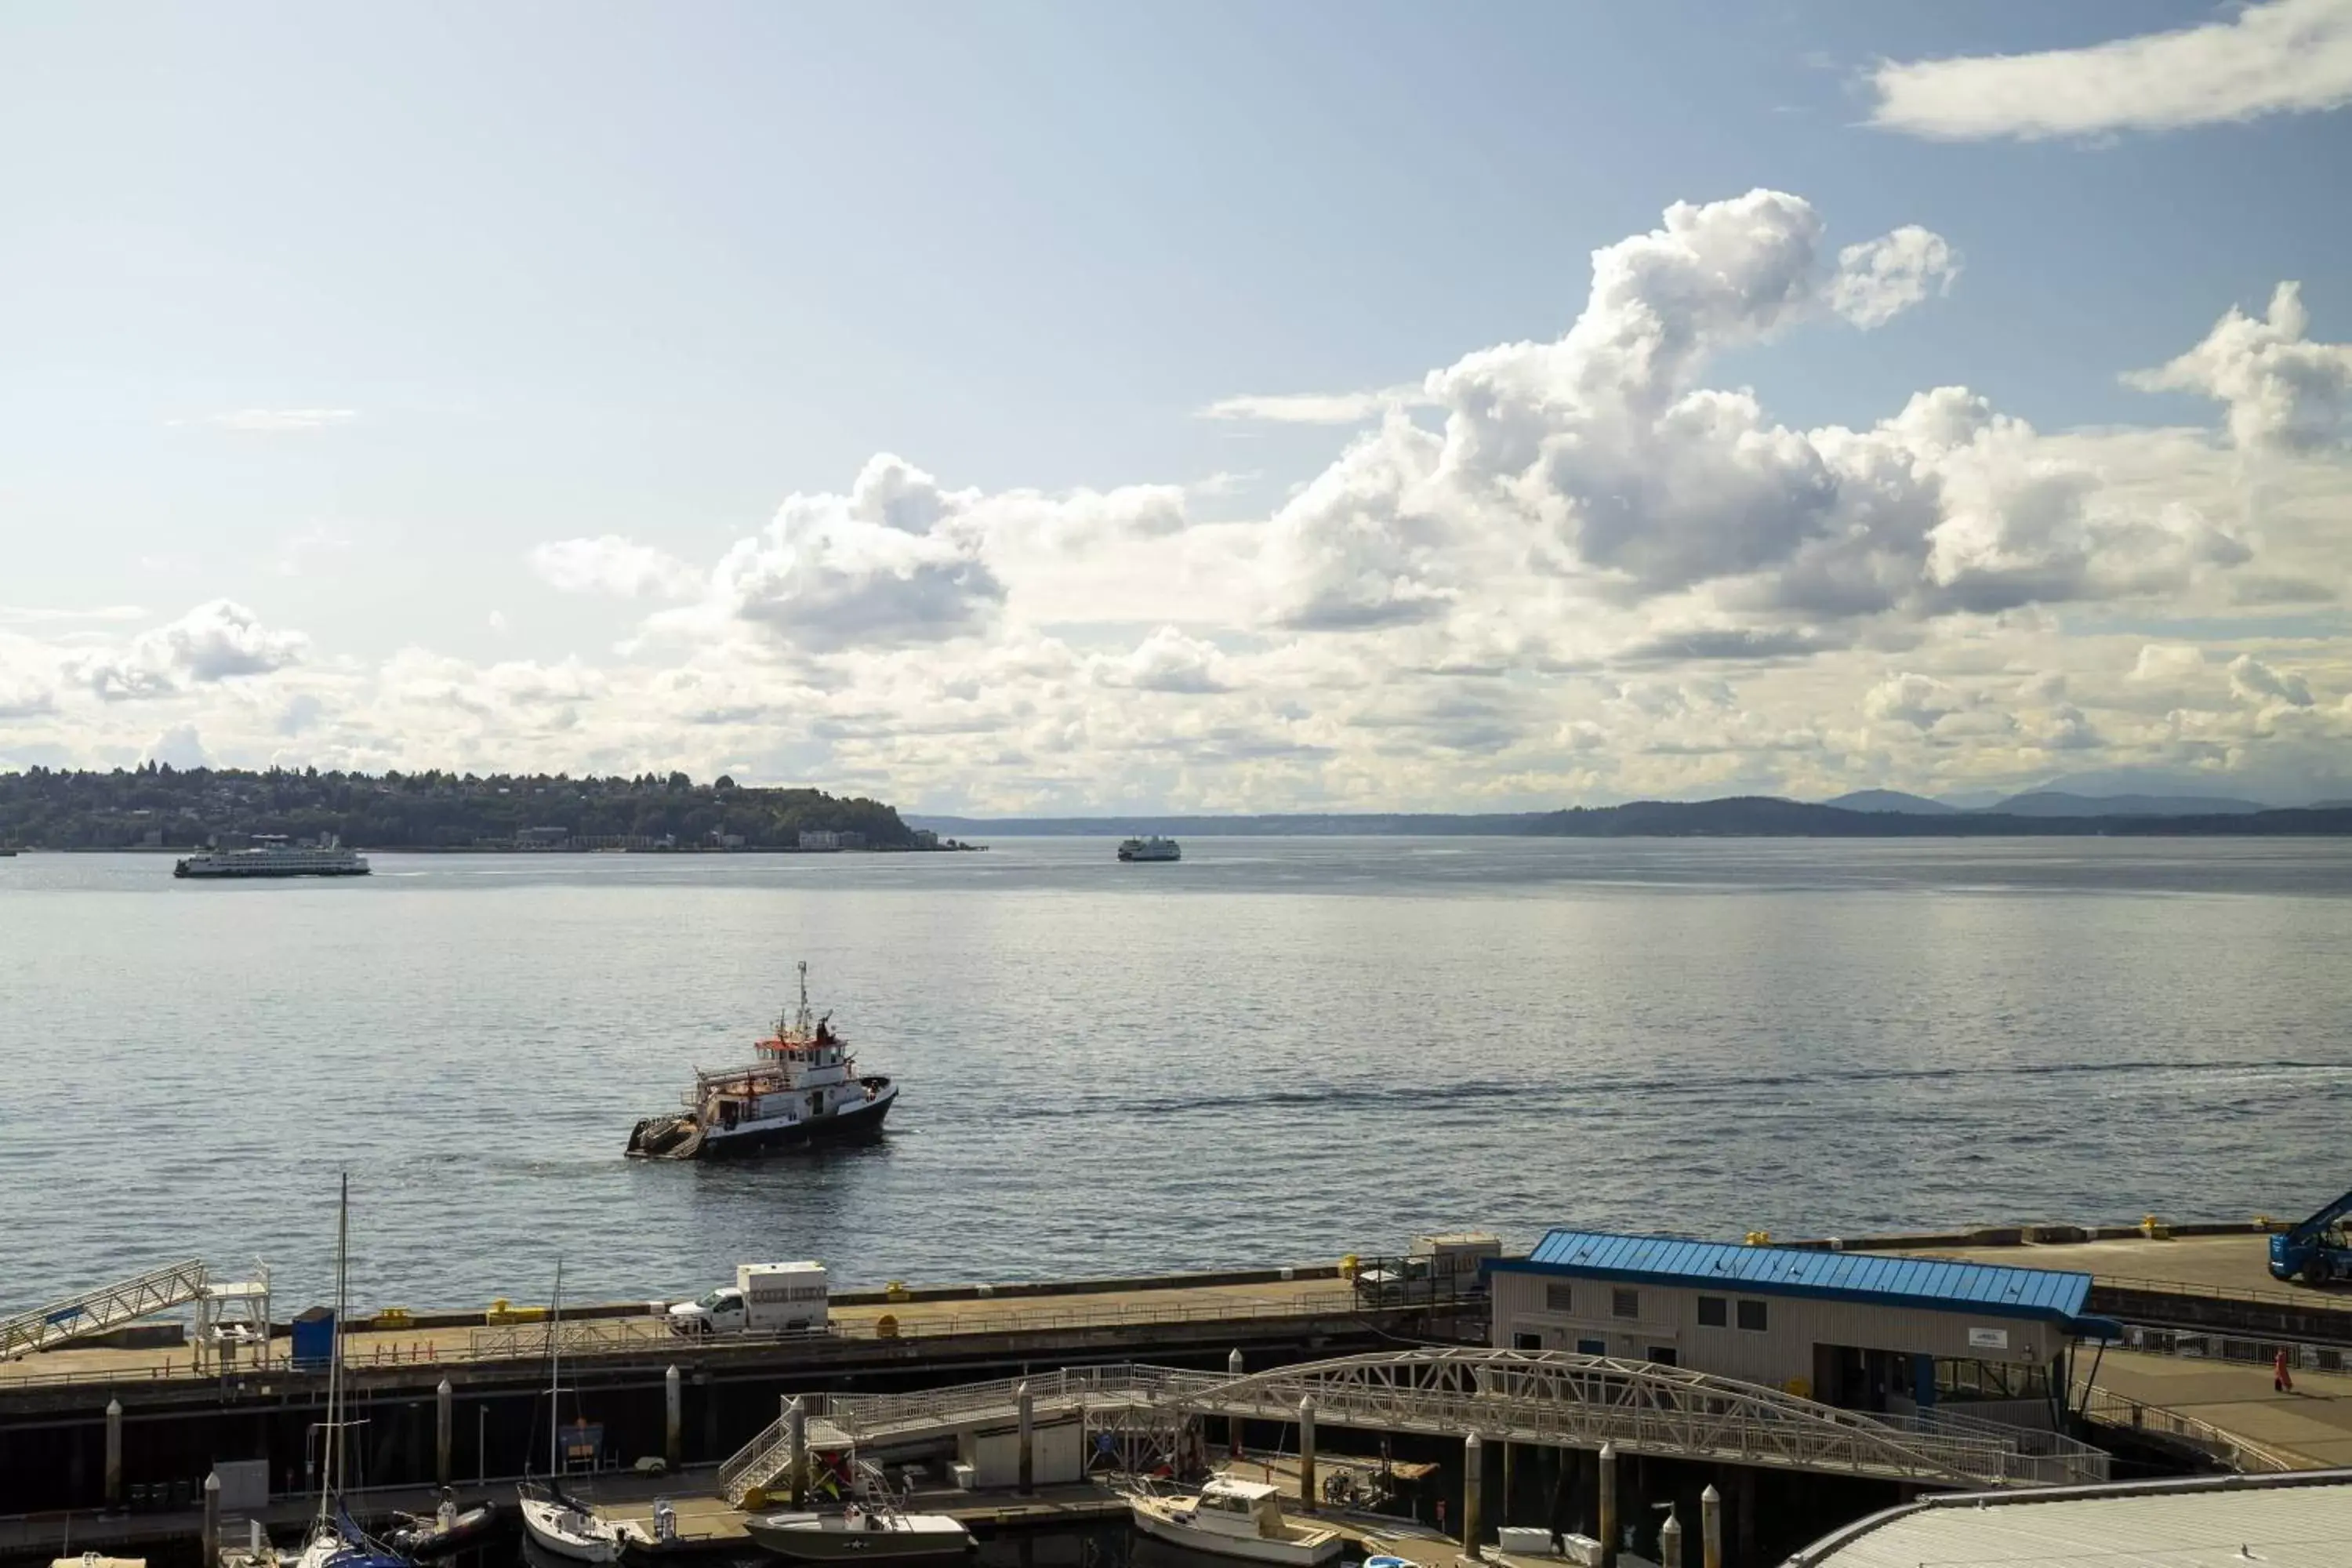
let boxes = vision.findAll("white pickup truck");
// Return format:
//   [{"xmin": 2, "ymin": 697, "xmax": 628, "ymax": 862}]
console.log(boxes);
[{"xmin": 667, "ymin": 1261, "xmax": 829, "ymax": 1336}]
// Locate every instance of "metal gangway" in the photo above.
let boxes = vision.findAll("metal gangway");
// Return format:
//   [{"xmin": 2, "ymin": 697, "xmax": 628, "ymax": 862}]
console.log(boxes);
[
  {"xmin": 0, "ymin": 1259, "xmax": 209, "ymax": 1361},
  {"xmin": 723, "ymin": 1349, "xmax": 2111, "ymax": 1501}
]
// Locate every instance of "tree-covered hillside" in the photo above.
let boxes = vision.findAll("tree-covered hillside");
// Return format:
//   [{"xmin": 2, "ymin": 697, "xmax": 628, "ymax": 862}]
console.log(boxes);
[{"xmin": 0, "ymin": 766, "xmax": 920, "ymax": 850}]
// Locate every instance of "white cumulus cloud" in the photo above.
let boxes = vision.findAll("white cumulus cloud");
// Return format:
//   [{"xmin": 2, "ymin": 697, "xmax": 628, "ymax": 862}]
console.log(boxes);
[
  {"xmin": 2125, "ymin": 282, "xmax": 2352, "ymax": 454},
  {"xmin": 1868, "ymin": 0, "xmax": 2352, "ymax": 142},
  {"xmin": 1093, "ymin": 627, "xmax": 1232, "ymax": 694},
  {"xmin": 530, "ymin": 536, "xmax": 704, "ymax": 599},
  {"xmin": 74, "ymin": 601, "xmax": 309, "ymax": 699},
  {"xmin": 2230, "ymin": 653, "xmax": 2315, "ymax": 706},
  {"xmin": 1198, "ymin": 387, "xmax": 1431, "ymax": 425},
  {"xmin": 1253, "ymin": 191, "xmax": 2243, "ymax": 655},
  {"xmin": 1830, "ymin": 226, "xmax": 1961, "ymax": 328}
]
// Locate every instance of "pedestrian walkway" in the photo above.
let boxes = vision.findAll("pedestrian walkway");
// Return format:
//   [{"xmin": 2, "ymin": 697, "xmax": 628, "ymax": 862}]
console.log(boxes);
[{"xmin": 2089, "ymin": 1348, "xmax": 2352, "ymax": 1468}]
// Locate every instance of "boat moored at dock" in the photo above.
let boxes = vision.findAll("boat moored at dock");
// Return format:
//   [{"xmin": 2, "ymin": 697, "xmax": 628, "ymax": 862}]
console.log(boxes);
[
  {"xmin": 743, "ymin": 1504, "xmax": 975, "ymax": 1563},
  {"xmin": 1128, "ymin": 1477, "xmax": 1342, "ymax": 1566},
  {"xmin": 626, "ymin": 964, "xmax": 897, "ymax": 1160}
]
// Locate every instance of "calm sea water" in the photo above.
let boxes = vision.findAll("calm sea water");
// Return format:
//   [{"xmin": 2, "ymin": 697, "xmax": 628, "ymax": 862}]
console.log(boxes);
[{"xmin": 4, "ymin": 837, "xmax": 2349, "ymax": 1317}]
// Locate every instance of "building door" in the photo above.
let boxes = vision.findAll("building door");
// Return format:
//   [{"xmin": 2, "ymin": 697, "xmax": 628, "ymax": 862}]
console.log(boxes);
[{"xmin": 1812, "ymin": 1344, "xmax": 1901, "ymax": 1410}]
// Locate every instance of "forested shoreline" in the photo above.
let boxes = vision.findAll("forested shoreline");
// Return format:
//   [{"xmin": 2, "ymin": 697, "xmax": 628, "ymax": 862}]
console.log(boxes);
[{"xmin": 0, "ymin": 765, "xmax": 921, "ymax": 850}]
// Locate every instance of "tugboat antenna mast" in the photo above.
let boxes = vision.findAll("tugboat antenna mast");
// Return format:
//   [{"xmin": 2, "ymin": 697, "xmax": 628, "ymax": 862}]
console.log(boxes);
[{"xmin": 794, "ymin": 960, "xmax": 813, "ymax": 1037}]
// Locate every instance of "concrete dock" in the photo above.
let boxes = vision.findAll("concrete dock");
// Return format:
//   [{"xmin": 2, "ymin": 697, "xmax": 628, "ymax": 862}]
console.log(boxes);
[
  {"xmin": 9, "ymin": 1223, "xmax": 2352, "ymax": 1558},
  {"xmin": 1861, "ymin": 1231, "xmax": 2291, "ymax": 1296},
  {"xmin": 9, "ymin": 1270, "xmax": 1362, "ymax": 1389},
  {"xmin": 0, "ymin": 1264, "xmax": 1447, "ymax": 1526}
]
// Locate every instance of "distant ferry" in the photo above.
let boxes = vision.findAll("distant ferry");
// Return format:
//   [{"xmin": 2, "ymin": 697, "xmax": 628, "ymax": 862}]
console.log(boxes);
[
  {"xmin": 1118, "ymin": 835, "xmax": 1181, "ymax": 862},
  {"xmin": 173, "ymin": 836, "xmax": 370, "ymax": 880}
]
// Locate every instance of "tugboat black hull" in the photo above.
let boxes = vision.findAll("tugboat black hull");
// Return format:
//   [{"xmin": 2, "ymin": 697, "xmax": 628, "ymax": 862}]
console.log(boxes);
[{"xmin": 629, "ymin": 1078, "xmax": 896, "ymax": 1161}]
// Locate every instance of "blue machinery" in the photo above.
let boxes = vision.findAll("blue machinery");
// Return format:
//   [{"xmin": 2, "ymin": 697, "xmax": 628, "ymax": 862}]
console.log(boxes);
[{"xmin": 2268, "ymin": 1188, "xmax": 2352, "ymax": 1285}]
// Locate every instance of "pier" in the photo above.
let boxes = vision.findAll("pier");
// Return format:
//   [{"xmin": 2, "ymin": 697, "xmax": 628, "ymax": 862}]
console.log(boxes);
[
  {"xmin": 0, "ymin": 1263, "xmax": 1467, "ymax": 1526},
  {"xmin": 6, "ymin": 1221, "xmax": 2352, "ymax": 1561}
]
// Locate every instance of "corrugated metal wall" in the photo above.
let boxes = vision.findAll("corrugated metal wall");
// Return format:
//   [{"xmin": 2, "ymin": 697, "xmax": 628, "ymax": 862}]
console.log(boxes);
[{"xmin": 1491, "ymin": 1270, "xmax": 2057, "ymax": 1394}]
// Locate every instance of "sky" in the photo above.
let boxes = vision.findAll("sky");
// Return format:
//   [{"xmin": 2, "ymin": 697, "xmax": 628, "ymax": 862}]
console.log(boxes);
[{"xmin": 4, "ymin": 1, "xmax": 2351, "ymax": 811}]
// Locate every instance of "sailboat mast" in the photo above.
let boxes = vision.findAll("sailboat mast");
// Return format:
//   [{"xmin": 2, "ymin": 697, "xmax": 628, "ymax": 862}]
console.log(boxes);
[
  {"xmin": 320, "ymin": 1171, "xmax": 348, "ymax": 1524},
  {"xmin": 549, "ymin": 1258, "xmax": 562, "ymax": 1481}
]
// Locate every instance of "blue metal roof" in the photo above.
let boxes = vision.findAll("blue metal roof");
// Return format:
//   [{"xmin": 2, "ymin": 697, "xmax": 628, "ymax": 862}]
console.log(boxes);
[{"xmin": 1493, "ymin": 1229, "xmax": 2102, "ymax": 1331}]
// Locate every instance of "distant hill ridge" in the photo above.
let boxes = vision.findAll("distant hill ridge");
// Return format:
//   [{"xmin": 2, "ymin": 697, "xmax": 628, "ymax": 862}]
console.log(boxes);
[
  {"xmin": 1823, "ymin": 789, "xmax": 1959, "ymax": 815},
  {"xmin": 915, "ymin": 797, "xmax": 2352, "ymax": 837},
  {"xmin": 1827, "ymin": 789, "xmax": 2269, "ymax": 817}
]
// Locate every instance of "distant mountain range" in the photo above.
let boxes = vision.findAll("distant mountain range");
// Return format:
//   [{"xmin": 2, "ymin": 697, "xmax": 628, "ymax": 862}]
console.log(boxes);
[
  {"xmin": 1824, "ymin": 789, "xmax": 2271, "ymax": 818},
  {"xmin": 912, "ymin": 797, "xmax": 2352, "ymax": 838}
]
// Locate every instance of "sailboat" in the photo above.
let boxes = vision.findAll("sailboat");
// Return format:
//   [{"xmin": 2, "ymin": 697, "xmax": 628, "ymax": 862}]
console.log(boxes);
[
  {"xmin": 293, "ymin": 1174, "xmax": 410, "ymax": 1568},
  {"xmin": 517, "ymin": 1260, "xmax": 644, "ymax": 1562}
]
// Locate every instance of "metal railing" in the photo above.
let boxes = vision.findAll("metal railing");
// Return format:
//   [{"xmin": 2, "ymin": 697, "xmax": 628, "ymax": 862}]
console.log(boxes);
[
  {"xmin": 1878, "ymin": 1407, "xmax": 2110, "ymax": 1485},
  {"xmin": 0, "ymin": 1288, "xmax": 1375, "ymax": 1392},
  {"xmin": 2114, "ymin": 1323, "xmax": 2351, "ymax": 1374},
  {"xmin": 732, "ymin": 1351, "xmax": 2092, "ymax": 1494},
  {"xmin": 2074, "ymin": 1382, "xmax": 2299, "ymax": 1474},
  {"xmin": 2093, "ymin": 1271, "xmax": 2351, "ymax": 1315},
  {"xmin": 0, "ymin": 1261, "xmax": 209, "ymax": 1362}
]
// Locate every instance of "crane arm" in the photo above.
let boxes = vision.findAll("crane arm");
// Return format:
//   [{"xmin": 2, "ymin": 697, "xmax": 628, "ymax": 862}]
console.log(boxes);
[{"xmin": 2288, "ymin": 1188, "xmax": 2352, "ymax": 1243}]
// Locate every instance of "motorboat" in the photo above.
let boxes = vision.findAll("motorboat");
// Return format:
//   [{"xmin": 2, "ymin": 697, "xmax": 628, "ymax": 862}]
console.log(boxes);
[
  {"xmin": 386, "ymin": 1498, "xmax": 503, "ymax": 1559},
  {"xmin": 1128, "ymin": 1477, "xmax": 1344, "ymax": 1566},
  {"xmin": 743, "ymin": 1502, "xmax": 975, "ymax": 1563}
]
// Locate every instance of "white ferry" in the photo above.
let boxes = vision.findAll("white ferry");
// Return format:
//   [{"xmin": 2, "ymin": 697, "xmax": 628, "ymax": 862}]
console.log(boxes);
[
  {"xmin": 1118, "ymin": 835, "xmax": 1181, "ymax": 862},
  {"xmin": 173, "ymin": 836, "xmax": 370, "ymax": 879},
  {"xmin": 626, "ymin": 964, "xmax": 898, "ymax": 1160}
]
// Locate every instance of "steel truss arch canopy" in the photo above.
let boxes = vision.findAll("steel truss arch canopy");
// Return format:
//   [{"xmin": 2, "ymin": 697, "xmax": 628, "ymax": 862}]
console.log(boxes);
[
  {"xmin": 736, "ymin": 1348, "xmax": 2107, "ymax": 1495},
  {"xmin": 1180, "ymin": 1348, "xmax": 2094, "ymax": 1488}
]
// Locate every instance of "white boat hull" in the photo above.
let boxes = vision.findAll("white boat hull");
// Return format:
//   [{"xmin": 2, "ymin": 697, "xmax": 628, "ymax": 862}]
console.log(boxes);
[
  {"xmin": 745, "ymin": 1511, "xmax": 975, "ymax": 1562},
  {"xmin": 1131, "ymin": 1499, "xmax": 1344, "ymax": 1566},
  {"xmin": 519, "ymin": 1494, "xmax": 640, "ymax": 1563}
]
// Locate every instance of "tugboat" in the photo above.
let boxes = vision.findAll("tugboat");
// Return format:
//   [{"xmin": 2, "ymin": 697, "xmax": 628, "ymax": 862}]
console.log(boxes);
[
  {"xmin": 626, "ymin": 964, "xmax": 898, "ymax": 1160},
  {"xmin": 1118, "ymin": 835, "xmax": 1181, "ymax": 862}
]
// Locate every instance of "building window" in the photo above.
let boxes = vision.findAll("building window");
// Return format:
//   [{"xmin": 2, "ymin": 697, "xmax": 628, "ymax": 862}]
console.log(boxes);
[
  {"xmin": 1577, "ymin": 1338, "xmax": 1606, "ymax": 1356},
  {"xmin": 1545, "ymin": 1282, "xmax": 1573, "ymax": 1312},
  {"xmin": 1514, "ymin": 1332, "xmax": 1543, "ymax": 1351},
  {"xmin": 1611, "ymin": 1288, "xmax": 1639, "ymax": 1319},
  {"xmin": 1737, "ymin": 1299, "xmax": 1769, "ymax": 1331},
  {"xmin": 1647, "ymin": 1346, "xmax": 1678, "ymax": 1367},
  {"xmin": 1697, "ymin": 1296, "xmax": 1728, "ymax": 1327}
]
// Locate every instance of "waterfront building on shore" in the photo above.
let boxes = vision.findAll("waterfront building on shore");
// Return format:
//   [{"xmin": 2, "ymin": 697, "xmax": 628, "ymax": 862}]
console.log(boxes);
[{"xmin": 1490, "ymin": 1229, "xmax": 2121, "ymax": 1428}]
